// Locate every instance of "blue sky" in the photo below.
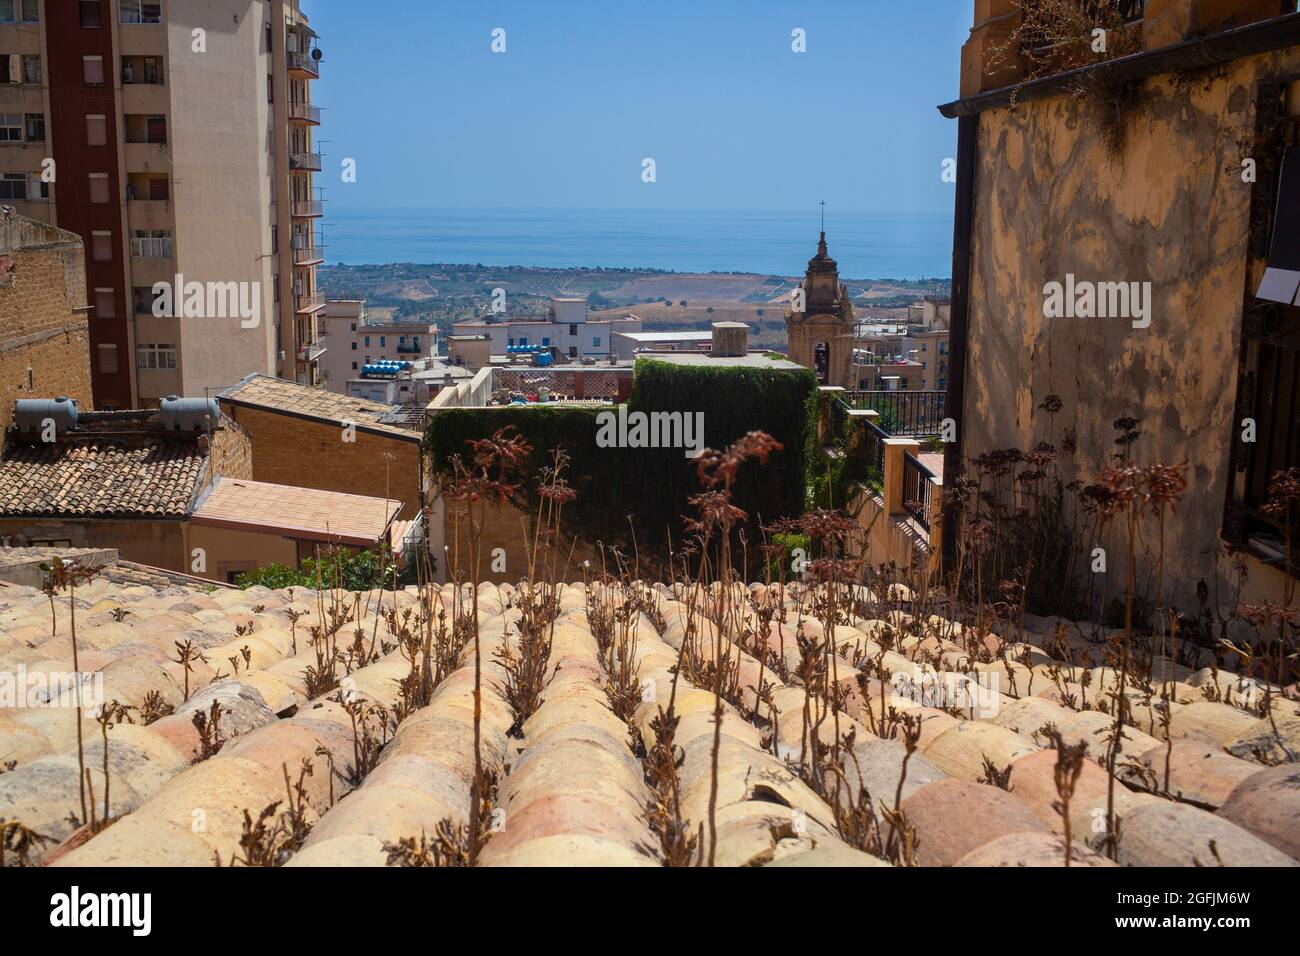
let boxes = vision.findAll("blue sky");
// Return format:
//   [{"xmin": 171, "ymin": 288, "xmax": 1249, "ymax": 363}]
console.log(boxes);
[{"xmin": 306, "ymin": 0, "xmax": 970, "ymax": 215}]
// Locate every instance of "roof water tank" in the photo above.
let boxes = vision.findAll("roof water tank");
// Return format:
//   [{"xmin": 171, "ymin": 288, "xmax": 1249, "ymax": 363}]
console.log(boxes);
[
  {"xmin": 159, "ymin": 396, "xmax": 219, "ymax": 432},
  {"xmin": 14, "ymin": 396, "xmax": 77, "ymax": 436}
]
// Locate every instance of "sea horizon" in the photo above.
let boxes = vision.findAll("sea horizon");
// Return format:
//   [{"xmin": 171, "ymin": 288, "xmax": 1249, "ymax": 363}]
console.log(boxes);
[{"xmin": 321, "ymin": 207, "xmax": 954, "ymax": 282}]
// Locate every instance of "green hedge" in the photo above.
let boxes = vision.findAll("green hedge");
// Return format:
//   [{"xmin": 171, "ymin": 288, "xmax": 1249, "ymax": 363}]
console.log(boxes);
[{"xmin": 424, "ymin": 359, "xmax": 817, "ymax": 562}]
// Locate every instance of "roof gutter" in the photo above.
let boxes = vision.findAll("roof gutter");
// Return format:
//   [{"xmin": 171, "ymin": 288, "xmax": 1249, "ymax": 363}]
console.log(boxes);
[{"xmin": 938, "ymin": 11, "xmax": 1300, "ymax": 118}]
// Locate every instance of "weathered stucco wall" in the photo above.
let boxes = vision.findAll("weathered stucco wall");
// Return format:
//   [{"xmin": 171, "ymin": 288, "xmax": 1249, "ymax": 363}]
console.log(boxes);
[{"xmin": 965, "ymin": 50, "xmax": 1294, "ymax": 613}]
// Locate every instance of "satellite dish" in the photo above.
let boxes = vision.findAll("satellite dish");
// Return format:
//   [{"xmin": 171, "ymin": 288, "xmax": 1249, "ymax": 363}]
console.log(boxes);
[{"xmin": 311, "ymin": 47, "xmax": 322, "ymax": 61}]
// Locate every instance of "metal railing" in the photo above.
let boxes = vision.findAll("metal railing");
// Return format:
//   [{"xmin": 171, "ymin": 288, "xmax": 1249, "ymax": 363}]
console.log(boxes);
[
  {"xmin": 295, "ymin": 291, "xmax": 325, "ymax": 313},
  {"xmin": 862, "ymin": 418, "xmax": 888, "ymax": 485},
  {"xmin": 844, "ymin": 390, "xmax": 946, "ymax": 437},
  {"xmin": 289, "ymin": 152, "xmax": 321, "ymax": 171},
  {"xmin": 288, "ymin": 102, "xmax": 320, "ymax": 124},
  {"xmin": 902, "ymin": 452, "xmax": 937, "ymax": 534},
  {"xmin": 292, "ymin": 241, "xmax": 325, "ymax": 264},
  {"xmin": 292, "ymin": 199, "xmax": 323, "ymax": 217},
  {"xmin": 286, "ymin": 51, "xmax": 320, "ymax": 77}
]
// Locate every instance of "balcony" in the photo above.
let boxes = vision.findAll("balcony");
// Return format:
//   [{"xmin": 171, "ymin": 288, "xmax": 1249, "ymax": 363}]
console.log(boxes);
[
  {"xmin": 288, "ymin": 102, "xmax": 320, "ymax": 125},
  {"xmin": 297, "ymin": 334, "xmax": 327, "ymax": 362},
  {"xmin": 294, "ymin": 290, "xmax": 325, "ymax": 314},
  {"xmin": 289, "ymin": 152, "xmax": 321, "ymax": 171},
  {"xmin": 291, "ymin": 239, "xmax": 325, "ymax": 265},
  {"xmin": 396, "ymin": 343, "xmax": 422, "ymax": 354},
  {"xmin": 292, "ymin": 199, "xmax": 323, "ymax": 218},
  {"xmin": 287, "ymin": 51, "xmax": 320, "ymax": 78}
]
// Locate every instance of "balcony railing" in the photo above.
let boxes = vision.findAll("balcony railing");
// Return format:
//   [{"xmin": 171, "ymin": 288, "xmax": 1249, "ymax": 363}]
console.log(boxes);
[
  {"xmin": 843, "ymin": 390, "xmax": 946, "ymax": 437},
  {"xmin": 902, "ymin": 452, "xmax": 938, "ymax": 534},
  {"xmin": 298, "ymin": 335, "xmax": 327, "ymax": 361},
  {"xmin": 295, "ymin": 291, "xmax": 325, "ymax": 313},
  {"xmin": 289, "ymin": 152, "xmax": 321, "ymax": 171},
  {"xmin": 292, "ymin": 241, "xmax": 325, "ymax": 264},
  {"xmin": 286, "ymin": 51, "xmax": 320, "ymax": 77},
  {"xmin": 292, "ymin": 199, "xmax": 323, "ymax": 217},
  {"xmin": 288, "ymin": 102, "xmax": 320, "ymax": 124},
  {"xmin": 130, "ymin": 236, "xmax": 172, "ymax": 258}
]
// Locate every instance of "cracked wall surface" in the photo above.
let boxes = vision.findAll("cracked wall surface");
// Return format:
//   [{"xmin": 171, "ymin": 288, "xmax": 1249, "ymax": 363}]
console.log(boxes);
[{"xmin": 964, "ymin": 51, "xmax": 1295, "ymax": 612}]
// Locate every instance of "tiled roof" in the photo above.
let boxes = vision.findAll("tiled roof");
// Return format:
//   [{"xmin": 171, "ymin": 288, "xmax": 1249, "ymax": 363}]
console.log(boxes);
[
  {"xmin": 219, "ymin": 374, "xmax": 420, "ymax": 438},
  {"xmin": 193, "ymin": 477, "xmax": 400, "ymax": 545},
  {"xmin": 0, "ymin": 438, "xmax": 207, "ymax": 519},
  {"xmin": 0, "ymin": 572, "xmax": 1295, "ymax": 868}
]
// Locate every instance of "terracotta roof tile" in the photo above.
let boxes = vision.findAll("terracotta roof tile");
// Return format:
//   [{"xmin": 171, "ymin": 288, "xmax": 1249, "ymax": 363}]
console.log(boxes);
[
  {"xmin": 0, "ymin": 438, "xmax": 207, "ymax": 519},
  {"xmin": 219, "ymin": 373, "xmax": 419, "ymax": 438}
]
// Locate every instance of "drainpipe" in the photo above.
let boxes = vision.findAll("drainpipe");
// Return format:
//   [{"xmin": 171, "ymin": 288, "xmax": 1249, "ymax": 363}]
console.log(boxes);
[{"xmin": 941, "ymin": 113, "xmax": 978, "ymax": 578}]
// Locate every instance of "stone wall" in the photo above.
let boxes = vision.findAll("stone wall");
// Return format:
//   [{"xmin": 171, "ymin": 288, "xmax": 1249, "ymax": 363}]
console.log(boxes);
[
  {"xmin": 963, "ymin": 47, "xmax": 1296, "ymax": 612},
  {"xmin": 219, "ymin": 402, "xmax": 422, "ymax": 519},
  {"xmin": 0, "ymin": 220, "xmax": 92, "ymax": 432}
]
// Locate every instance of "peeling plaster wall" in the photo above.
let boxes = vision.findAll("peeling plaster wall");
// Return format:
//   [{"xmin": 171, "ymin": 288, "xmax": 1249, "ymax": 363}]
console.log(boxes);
[{"xmin": 965, "ymin": 51, "xmax": 1294, "ymax": 612}]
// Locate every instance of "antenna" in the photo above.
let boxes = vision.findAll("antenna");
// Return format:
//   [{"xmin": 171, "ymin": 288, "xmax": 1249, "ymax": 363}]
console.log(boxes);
[{"xmin": 820, "ymin": 200, "xmax": 825, "ymax": 232}]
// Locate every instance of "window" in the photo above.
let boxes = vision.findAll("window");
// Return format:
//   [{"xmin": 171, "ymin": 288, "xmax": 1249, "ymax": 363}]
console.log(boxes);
[
  {"xmin": 270, "ymin": 224, "xmax": 277, "ymax": 253},
  {"xmin": 569, "ymin": 324, "xmax": 578, "ymax": 335},
  {"xmin": 94, "ymin": 288, "xmax": 116, "ymax": 318},
  {"xmin": 350, "ymin": 323, "xmax": 357, "ymax": 332},
  {"xmin": 142, "ymin": 56, "xmax": 161, "ymax": 84},
  {"xmin": 82, "ymin": 56, "xmax": 104, "ymax": 86},
  {"xmin": 363, "ymin": 335, "xmax": 370, "ymax": 347},
  {"xmin": 0, "ymin": 55, "xmax": 16, "ymax": 84},
  {"xmin": 508, "ymin": 338, "xmax": 514, "ymax": 347},
  {"xmin": 379, "ymin": 336, "xmax": 386, "ymax": 347},
  {"xmin": 136, "ymin": 343, "xmax": 177, "ymax": 370},
  {"xmin": 519, "ymin": 336, "xmax": 528, "ymax": 346},
  {"xmin": 90, "ymin": 231, "xmax": 112, "ymax": 261},
  {"xmin": 130, "ymin": 229, "xmax": 171, "ymax": 258},
  {"xmin": 542, "ymin": 337, "xmax": 550, "ymax": 346},
  {"xmin": 1231, "ymin": 109, "xmax": 1300, "ymax": 570},
  {"xmin": 272, "ymin": 274, "xmax": 278, "ymax": 303},
  {"xmin": 24, "ymin": 113, "xmax": 43, "ymax": 142},
  {"xmin": 133, "ymin": 287, "xmax": 160, "ymax": 314},
  {"xmin": 0, "ymin": 0, "xmax": 36, "ymax": 22},
  {"xmin": 120, "ymin": 1, "xmax": 161, "ymax": 24},
  {"xmin": 86, "ymin": 114, "xmax": 107, "ymax": 146},
  {"xmin": 96, "ymin": 344, "xmax": 118, "ymax": 375},
  {"xmin": 88, "ymin": 173, "xmax": 110, "ymax": 204},
  {"xmin": 351, "ymin": 341, "xmax": 357, "ymax": 350},
  {"xmin": 0, "ymin": 173, "xmax": 26, "ymax": 200},
  {"xmin": 593, "ymin": 337, "xmax": 601, "ymax": 347},
  {"xmin": 22, "ymin": 55, "xmax": 39, "ymax": 84},
  {"xmin": 79, "ymin": 1, "xmax": 101, "ymax": 27},
  {"xmin": 569, "ymin": 346, "xmax": 577, "ymax": 358},
  {"xmin": 351, "ymin": 362, "xmax": 358, "ymax": 370},
  {"xmin": 413, "ymin": 336, "xmax": 420, "ymax": 348},
  {"xmin": 0, "ymin": 114, "xmax": 20, "ymax": 142}
]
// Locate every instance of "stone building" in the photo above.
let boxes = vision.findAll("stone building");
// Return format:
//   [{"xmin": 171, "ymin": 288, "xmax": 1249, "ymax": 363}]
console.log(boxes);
[
  {"xmin": 785, "ymin": 233, "xmax": 856, "ymax": 387},
  {"xmin": 941, "ymin": 0, "xmax": 1300, "ymax": 612},
  {"xmin": 0, "ymin": 212, "xmax": 92, "ymax": 433}
]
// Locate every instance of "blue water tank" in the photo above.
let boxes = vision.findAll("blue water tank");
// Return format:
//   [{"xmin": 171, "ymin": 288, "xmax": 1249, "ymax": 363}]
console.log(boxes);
[
  {"xmin": 535, "ymin": 352, "xmax": 553, "ymax": 366},
  {"xmin": 160, "ymin": 396, "xmax": 220, "ymax": 432},
  {"xmin": 14, "ymin": 397, "xmax": 78, "ymax": 436}
]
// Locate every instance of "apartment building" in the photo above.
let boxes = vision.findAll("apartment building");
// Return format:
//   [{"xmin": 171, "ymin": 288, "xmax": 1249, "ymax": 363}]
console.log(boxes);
[
  {"xmin": 319, "ymin": 298, "xmax": 437, "ymax": 390},
  {"xmin": 451, "ymin": 296, "xmax": 642, "ymax": 360},
  {"xmin": 0, "ymin": 0, "xmax": 325, "ymax": 409}
]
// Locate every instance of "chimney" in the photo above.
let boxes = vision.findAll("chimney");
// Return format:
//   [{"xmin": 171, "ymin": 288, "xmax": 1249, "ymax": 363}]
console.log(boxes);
[{"xmin": 711, "ymin": 321, "xmax": 748, "ymax": 358}]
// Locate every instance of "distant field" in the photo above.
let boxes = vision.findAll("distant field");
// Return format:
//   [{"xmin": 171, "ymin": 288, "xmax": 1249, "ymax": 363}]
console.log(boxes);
[{"xmin": 318, "ymin": 262, "xmax": 947, "ymax": 344}]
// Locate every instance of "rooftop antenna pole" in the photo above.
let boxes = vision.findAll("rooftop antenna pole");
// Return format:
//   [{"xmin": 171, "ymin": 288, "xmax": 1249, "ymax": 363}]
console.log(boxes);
[{"xmin": 820, "ymin": 200, "xmax": 825, "ymax": 232}]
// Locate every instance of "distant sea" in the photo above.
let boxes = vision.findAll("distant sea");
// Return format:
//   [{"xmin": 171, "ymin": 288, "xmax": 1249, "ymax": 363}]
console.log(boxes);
[{"xmin": 322, "ymin": 208, "xmax": 953, "ymax": 281}]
